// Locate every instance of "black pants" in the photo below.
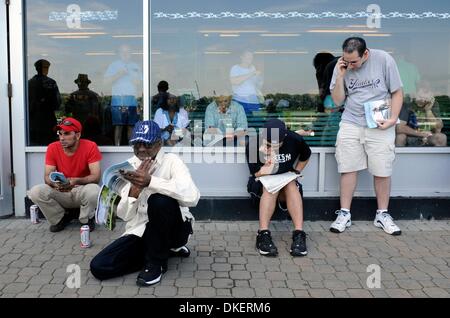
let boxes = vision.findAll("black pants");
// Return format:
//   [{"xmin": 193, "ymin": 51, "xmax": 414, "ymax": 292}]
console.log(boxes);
[{"xmin": 90, "ymin": 194, "xmax": 192, "ymax": 280}]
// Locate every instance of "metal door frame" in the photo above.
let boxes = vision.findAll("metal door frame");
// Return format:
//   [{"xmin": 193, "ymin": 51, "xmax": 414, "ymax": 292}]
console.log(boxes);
[{"xmin": 0, "ymin": 0, "xmax": 13, "ymax": 217}]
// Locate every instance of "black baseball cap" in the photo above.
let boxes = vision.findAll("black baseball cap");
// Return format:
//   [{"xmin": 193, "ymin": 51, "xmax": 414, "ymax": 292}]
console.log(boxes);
[{"xmin": 262, "ymin": 119, "xmax": 287, "ymax": 145}]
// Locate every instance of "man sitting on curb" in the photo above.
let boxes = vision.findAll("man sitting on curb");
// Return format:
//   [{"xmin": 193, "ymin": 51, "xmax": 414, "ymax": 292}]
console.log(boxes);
[
  {"xmin": 90, "ymin": 120, "xmax": 200, "ymax": 287},
  {"xmin": 28, "ymin": 117, "xmax": 101, "ymax": 232}
]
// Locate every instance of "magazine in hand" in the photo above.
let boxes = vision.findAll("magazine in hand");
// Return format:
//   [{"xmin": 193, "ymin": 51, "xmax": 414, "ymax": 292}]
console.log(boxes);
[
  {"xmin": 102, "ymin": 161, "xmax": 134, "ymax": 194},
  {"xmin": 95, "ymin": 185, "xmax": 120, "ymax": 230},
  {"xmin": 364, "ymin": 99, "xmax": 399, "ymax": 128},
  {"xmin": 95, "ymin": 161, "xmax": 134, "ymax": 230},
  {"xmin": 49, "ymin": 171, "xmax": 69, "ymax": 185},
  {"xmin": 257, "ymin": 171, "xmax": 302, "ymax": 194}
]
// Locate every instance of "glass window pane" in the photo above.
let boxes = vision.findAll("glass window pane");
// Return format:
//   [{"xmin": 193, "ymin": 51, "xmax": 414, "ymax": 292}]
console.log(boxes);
[
  {"xmin": 25, "ymin": 0, "xmax": 143, "ymax": 146},
  {"xmin": 151, "ymin": 0, "xmax": 450, "ymax": 147}
]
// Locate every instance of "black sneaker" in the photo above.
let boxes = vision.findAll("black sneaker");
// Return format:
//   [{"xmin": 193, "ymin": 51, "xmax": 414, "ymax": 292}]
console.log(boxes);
[
  {"xmin": 136, "ymin": 264, "xmax": 167, "ymax": 287},
  {"xmin": 256, "ymin": 230, "xmax": 278, "ymax": 256},
  {"xmin": 81, "ymin": 217, "xmax": 96, "ymax": 232},
  {"xmin": 49, "ymin": 214, "xmax": 72, "ymax": 232},
  {"xmin": 169, "ymin": 246, "xmax": 190, "ymax": 258},
  {"xmin": 290, "ymin": 230, "xmax": 307, "ymax": 257}
]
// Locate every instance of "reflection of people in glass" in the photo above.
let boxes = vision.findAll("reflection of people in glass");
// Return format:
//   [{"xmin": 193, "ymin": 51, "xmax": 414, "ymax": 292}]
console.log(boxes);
[
  {"xmin": 152, "ymin": 80, "xmax": 190, "ymax": 126},
  {"xmin": 312, "ymin": 53, "xmax": 341, "ymax": 145},
  {"xmin": 313, "ymin": 52, "xmax": 338, "ymax": 113},
  {"xmin": 154, "ymin": 94, "xmax": 190, "ymax": 146},
  {"xmin": 230, "ymin": 50, "xmax": 264, "ymax": 115},
  {"xmin": 396, "ymin": 86, "xmax": 447, "ymax": 147},
  {"xmin": 204, "ymin": 94, "xmax": 248, "ymax": 146},
  {"xmin": 66, "ymin": 74, "xmax": 101, "ymax": 128},
  {"xmin": 151, "ymin": 80, "xmax": 169, "ymax": 110},
  {"xmin": 28, "ymin": 59, "xmax": 61, "ymax": 145},
  {"xmin": 396, "ymin": 54, "xmax": 421, "ymax": 99},
  {"xmin": 104, "ymin": 44, "xmax": 142, "ymax": 146}
]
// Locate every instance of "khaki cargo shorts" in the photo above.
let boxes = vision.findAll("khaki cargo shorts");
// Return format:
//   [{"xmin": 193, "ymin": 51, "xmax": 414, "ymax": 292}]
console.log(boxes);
[{"xmin": 335, "ymin": 122, "xmax": 396, "ymax": 177}]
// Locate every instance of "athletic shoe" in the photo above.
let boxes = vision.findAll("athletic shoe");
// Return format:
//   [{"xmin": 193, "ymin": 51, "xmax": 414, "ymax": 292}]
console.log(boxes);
[
  {"xmin": 136, "ymin": 264, "xmax": 168, "ymax": 287},
  {"xmin": 290, "ymin": 230, "xmax": 307, "ymax": 256},
  {"xmin": 169, "ymin": 246, "xmax": 190, "ymax": 258},
  {"xmin": 256, "ymin": 230, "xmax": 278, "ymax": 256},
  {"xmin": 330, "ymin": 210, "xmax": 351, "ymax": 233},
  {"xmin": 374, "ymin": 212, "xmax": 402, "ymax": 235}
]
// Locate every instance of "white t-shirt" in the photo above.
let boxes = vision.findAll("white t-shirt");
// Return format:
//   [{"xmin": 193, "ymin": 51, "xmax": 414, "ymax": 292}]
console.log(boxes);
[
  {"xmin": 104, "ymin": 60, "xmax": 141, "ymax": 97},
  {"xmin": 153, "ymin": 107, "xmax": 190, "ymax": 129},
  {"xmin": 229, "ymin": 64, "xmax": 262, "ymax": 104}
]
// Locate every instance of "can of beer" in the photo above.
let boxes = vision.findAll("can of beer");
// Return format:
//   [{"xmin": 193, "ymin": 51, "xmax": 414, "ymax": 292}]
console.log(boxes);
[
  {"xmin": 30, "ymin": 205, "xmax": 40, "ymax": 224},
  {"xmin": 80, "ymin": 225, "xmax": 91, "ymax": 248}
]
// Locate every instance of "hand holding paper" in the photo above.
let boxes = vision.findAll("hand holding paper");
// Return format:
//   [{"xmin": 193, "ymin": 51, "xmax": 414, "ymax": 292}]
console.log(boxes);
[{"xmin": 257, "ymin": 171, "xmax": 302, "ymax": 194}]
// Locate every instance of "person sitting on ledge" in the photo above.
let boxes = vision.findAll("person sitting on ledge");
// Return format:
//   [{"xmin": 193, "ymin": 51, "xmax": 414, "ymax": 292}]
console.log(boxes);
[{"xmin": 27, "ymin": 117, "xmax": 101, "ymax": 232}]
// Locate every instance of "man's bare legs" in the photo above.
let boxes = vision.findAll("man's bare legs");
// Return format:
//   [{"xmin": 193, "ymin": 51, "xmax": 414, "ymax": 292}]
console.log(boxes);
[
  {"xmin": 374, "ymin": 176, "xmax": 390, "ymax": 210},
  {"xmin": 278, "ymin": 181, "xmax": 303, "ymax": 230},
  {"xmin": 340, "ymin": 171, "xmax": 358, "ymax": 209},
  {"xmin": 114, "ymin": 126, "xmax": 123, "ymax": 146},
  {"xmin": 259, "ymin": 187, "xmax": 278, "ymax": 230},
  {"xmin": 114, "ymin": 125, "xmax": 134, "ymax": 146},
  {"xmin": 257, "ymin": 181, "xmax": 307, "ymax": 257}
]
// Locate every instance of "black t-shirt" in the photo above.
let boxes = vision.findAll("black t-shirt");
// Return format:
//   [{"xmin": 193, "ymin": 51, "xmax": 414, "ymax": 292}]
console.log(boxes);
[{"xmin": 245, "ymin": 130, "xmax": 312, "ymax": 176}]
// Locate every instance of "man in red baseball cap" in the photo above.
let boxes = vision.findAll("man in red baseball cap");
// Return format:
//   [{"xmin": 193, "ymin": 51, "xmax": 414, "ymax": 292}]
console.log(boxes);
[
  {"xmin": 28, "ymin": 117, "xmax": 102, "ymax": 232},
  {"xmin": 55, "ymin": 117, "xmax": 82, "ymax": 133}
]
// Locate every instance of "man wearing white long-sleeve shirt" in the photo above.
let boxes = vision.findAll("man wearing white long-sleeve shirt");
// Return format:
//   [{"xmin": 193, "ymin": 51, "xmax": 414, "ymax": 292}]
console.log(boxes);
[{"xmin": 90, "ymin": 120, "xmax": 200, "ymax": 286}]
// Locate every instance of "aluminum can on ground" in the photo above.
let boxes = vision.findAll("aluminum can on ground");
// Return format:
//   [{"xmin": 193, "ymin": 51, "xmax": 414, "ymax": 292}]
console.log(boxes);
[
  {"xmin": 80, "ymin": 225, "xmax": 91, "ymax": 248},
  {"xmin": 30, "ymin": 205, "xmax": 40, "ymax": 224}
]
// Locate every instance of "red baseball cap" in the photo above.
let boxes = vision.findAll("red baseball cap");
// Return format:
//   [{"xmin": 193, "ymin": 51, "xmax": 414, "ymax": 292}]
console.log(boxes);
[{"xmin": 56, "ymin": 117, "xmax": 82, "ymax": 133}]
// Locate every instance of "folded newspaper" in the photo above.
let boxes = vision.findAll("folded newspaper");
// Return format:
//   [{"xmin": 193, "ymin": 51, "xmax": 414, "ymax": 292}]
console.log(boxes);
[
  {"xmin": 95, "ymin": 161, "xmax": 134, "ymax": 230},
  {"xmin": 257, "ymin": 171, "xmax": 302, "ymax": 194},
  {"xmin": 364, "ymin": 99, "xmax": 399, "ymax": 128},
  {"xmin": 49, "ymin": 171, "xmax": 69, "ymax": 185}
]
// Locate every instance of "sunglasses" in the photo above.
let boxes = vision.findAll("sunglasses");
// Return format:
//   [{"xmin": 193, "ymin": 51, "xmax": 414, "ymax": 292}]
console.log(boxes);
[
  {"xmin": 58, "ymin": 119, "xmax": 80, "ymax": 131},
  {"xmin": 61, "ymin": 120, "xmax": 76, "ymax": 126}
]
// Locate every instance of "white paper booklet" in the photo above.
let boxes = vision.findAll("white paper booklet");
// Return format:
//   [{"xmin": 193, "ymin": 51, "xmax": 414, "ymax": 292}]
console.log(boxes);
[
  {"xmin": 257, "ymin": 171, "xmax": 302, "ymax": 194},
  {"xmin": 364, "ymin": 99, "xmax": 399, "ymax": 128}
]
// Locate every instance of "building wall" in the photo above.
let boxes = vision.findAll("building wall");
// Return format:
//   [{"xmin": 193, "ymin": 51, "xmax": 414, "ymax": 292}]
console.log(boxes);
[
  {"xmin": 22, "ymin": 148, "xmax": 450, "ymax": 216},
  {"xmin": 6, "ymin": 1, "xmax": 450, "ymax": 216}
]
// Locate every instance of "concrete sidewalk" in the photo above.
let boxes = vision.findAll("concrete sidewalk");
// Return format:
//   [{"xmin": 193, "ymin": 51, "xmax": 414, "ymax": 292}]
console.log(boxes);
[{"xmin": 0, "ymin": 219, "xmax": 449, "ymax": 298}]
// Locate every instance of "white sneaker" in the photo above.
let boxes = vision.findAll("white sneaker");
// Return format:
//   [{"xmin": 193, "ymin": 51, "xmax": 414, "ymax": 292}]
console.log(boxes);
[
  {"xmin": 374, "ymin": 212, "xmax": 401, "ymax": 235},
  {"xmin": 330, "ymin": 210, "xmax": 351, "ymax": 233}
]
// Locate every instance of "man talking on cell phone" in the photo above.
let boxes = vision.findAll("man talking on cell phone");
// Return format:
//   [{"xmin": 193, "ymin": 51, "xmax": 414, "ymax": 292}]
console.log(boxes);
[
  {"xmin": 329, "ymin": 37, "xmax": 404, "ymax": 236},
  {"xmin": 90, "ymin": 120, "xmax": 200, "ymax": 287}
]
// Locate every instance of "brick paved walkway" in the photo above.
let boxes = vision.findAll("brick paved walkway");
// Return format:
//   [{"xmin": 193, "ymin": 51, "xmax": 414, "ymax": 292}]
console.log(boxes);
[{"xmin": 0, "ymin": 219, "xmax": 449, "ymax": 298}]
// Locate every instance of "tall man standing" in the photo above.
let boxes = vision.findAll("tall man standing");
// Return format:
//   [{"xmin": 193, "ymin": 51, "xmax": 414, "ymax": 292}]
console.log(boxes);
[{"xmin": 330, "ymin": 37, "xmax": 403, "ymax": 235}]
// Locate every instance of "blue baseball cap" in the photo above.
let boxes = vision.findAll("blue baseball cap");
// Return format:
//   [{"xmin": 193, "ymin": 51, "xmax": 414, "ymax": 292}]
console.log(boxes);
[{"xmin": 129, "ymin": 120, "xmax": 161, "ymax": 145}]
